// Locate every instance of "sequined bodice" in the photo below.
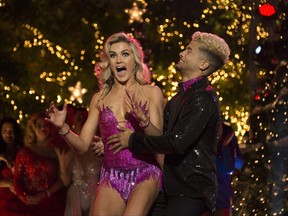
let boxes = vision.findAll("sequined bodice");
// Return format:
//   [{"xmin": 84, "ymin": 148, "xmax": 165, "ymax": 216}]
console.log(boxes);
[{"xmin": 99, "ymin": 106, "xmax": 156, "ymax": 169}]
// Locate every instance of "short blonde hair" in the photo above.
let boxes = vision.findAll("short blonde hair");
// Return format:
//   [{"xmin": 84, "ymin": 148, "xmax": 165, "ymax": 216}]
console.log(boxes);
[
  {"xmin": 95, "ymin": 32, "xmax": 151, "ymax": 99},
  {"xmin": 192, "ymin": 31, "xmax": 230, "ymax": 74}
]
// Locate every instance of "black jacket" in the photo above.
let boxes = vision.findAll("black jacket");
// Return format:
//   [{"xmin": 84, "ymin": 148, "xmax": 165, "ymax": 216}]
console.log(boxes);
[{"xmin": 128, "ymin": 77, "xmax": 220, "ymax": 211}]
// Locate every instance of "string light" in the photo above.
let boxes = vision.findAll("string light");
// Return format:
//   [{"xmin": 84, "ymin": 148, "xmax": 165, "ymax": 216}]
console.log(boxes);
[
  {"xmin": 68, "ymin": 81, "xmax": 88, "ymax": 104},
  {"xmin": 125, "ymin": 2, "xmax": 147, "ymax": 24}
]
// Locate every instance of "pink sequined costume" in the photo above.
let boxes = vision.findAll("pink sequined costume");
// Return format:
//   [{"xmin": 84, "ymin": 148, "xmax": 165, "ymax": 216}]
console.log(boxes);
[{"xmin": 98, "ymin": 106, "xmax": 161, "ymax": 201}]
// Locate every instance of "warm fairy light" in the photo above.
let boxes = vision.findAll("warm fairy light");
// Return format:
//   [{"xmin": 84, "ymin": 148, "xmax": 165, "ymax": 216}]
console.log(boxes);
[
  {"xmin": 0, "ymin": 1, "xmax": 5, "ymax": 7},
  {"xmin": 256, "ymin": 26, "xmax": 269, "ymax": 39},
  {"xmin": 56, "ymin": 95, "xmax": 62, "ymax": 104},
  {"xmin": 125, "ymin": 2, "xmax": 147, "ymax": 24},
  {"xmin": 68, "ymin": 81, "xmax": 88, "ymax": 104},
  {"xmin": 1, "ymin": 19, "xmax": 104, "ymax": 121}
]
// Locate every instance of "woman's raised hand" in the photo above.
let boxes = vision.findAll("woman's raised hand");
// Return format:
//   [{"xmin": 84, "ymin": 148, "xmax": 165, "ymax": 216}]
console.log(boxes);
[
  {"xmin": 125, "ymin": 90, "xmax": 150, "ymax": 128},
  {"xmin": 55, "ymin": 148, "xmax": 73, "ymax": 171},
  {"xmin": 45, "ymin": 102, "xmax": 67, "ymax": 129}
]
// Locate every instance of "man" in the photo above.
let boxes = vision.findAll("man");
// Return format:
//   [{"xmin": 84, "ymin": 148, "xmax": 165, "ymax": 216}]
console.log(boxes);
[{"xmin": 108, "ymin": 31, "xmax": 230, "ymax": 215}]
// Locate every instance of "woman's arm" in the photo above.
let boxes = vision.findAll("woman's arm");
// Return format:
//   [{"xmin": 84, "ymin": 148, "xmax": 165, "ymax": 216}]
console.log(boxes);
[
  {"xmin": 13, "ymin": 148, "xmax": 28, "ymax": 204},
  {"xmin": 126, "ymin": 85, "xmax": 164, "ymax": 135},
  {"xmin": 26, "ymin": 178, "xmax": 64, "ymax": 206},
  {"xmin": 55, "ymin": 148, "xmax": 73, "ymax": 186},
  {"xmin": 143, "ymin": 85, "xmax": 164, "ymax": 136},
  {"xmin": 46, "ymin": 93, "xmax": 100, "ymax": 154},
  {"xmin": 0, "ymin": 178, "xmax": 15, "ymax": 194},
  {"xmin": 44, "ymin": 178, "xmax": 64, "ymax": 198}
]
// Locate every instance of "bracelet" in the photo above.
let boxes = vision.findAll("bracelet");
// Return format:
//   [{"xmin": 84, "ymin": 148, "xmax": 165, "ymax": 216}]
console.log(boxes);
[
  {"xmin": 45, "ymin": 190, "xmax": 51, "ymax": 197},
  {"xmin": 58, "ymin": 124, "xmax": 70, "ymax": 136},
  {"xmin": 139, "ymin": 118, "xmax": 150, "ymax": 128}
]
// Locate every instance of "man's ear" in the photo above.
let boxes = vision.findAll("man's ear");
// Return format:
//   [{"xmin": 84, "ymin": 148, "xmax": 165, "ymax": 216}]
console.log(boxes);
[{"xmin": 200, "ymin": 59, "xmax": 209, "ymax": 71}]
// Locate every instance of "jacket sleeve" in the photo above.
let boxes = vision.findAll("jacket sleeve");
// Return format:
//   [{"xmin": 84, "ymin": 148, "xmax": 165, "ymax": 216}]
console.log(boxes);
[{"xmin": 129, "ymin": 92, "xmax": 219, "ymax": 155}]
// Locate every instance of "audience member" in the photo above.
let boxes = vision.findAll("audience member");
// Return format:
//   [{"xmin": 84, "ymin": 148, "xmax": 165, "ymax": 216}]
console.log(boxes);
[
  {"xmin": 55, "ymin": 105, "xmax": 102, "ymax": 216},
  {"xmin": 13, "ymin": 112, "xmax": 66, "ymax": 216},
  {"xmin": 212, "ymin": 122, "xmax": 245, "ymax": 216},
  {"xmin": 0, "ymin": 117, "xmax": 25, "ymax": 215}
]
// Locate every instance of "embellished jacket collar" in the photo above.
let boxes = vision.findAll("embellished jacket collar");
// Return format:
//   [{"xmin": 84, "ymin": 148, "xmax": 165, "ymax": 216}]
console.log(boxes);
[{"xmin": 178, "ymin": 76, "xmax": 204, "ymax": 92}]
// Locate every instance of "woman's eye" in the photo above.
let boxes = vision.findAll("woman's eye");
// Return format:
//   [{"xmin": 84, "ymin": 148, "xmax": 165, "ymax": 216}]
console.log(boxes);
[
  {"xmin": 123, "ymin": 52, "xmax": 129, "ymax": 57},
  {"xmin": 110, "ymin": 53, "xmax": 116, "ymax": 58}
]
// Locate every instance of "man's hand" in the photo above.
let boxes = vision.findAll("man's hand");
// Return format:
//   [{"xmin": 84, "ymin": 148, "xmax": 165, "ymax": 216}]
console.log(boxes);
[{"xmin": 107, "ymin": 125, "xmax": 133, "ymax": 154}]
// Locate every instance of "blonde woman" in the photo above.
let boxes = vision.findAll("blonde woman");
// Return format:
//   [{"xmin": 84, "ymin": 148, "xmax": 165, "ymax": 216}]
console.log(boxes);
[{"xmin": 46, "ymin": 32, "xmax": 164, "ymax": 216}]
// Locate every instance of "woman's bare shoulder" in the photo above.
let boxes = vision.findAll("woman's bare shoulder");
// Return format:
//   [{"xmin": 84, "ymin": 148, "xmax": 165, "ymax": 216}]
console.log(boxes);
[
  {"xmin": 142, "ymin": 84, "xmax": 162, "ymax": 93},
  {"xmin": 89, "ymin": 90, "xmax": 104, "ymax": 109},
  {"xmin": 142, "ymin": 84, "xmax": 163, "ymax": 98},
  {"xmin": 91, "ymin": 90, "xmax": 104, "ymax": 102}
]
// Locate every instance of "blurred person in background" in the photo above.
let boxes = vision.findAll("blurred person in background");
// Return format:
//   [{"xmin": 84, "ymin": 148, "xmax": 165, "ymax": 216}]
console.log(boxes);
[
  {"xmin": 212, "ymin": 122, "xmax": 245, "ymax": 216},
  {"xmin": 55, "ymin": 105, "xmax": 103, "ymax": 216},
  {"xmin": 13, "ymin": 112, "xmax": 66, "ymax": 216},
  {"xmin": 0, "ymin": 117, "xmax": 25, "ymax": 215}
]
